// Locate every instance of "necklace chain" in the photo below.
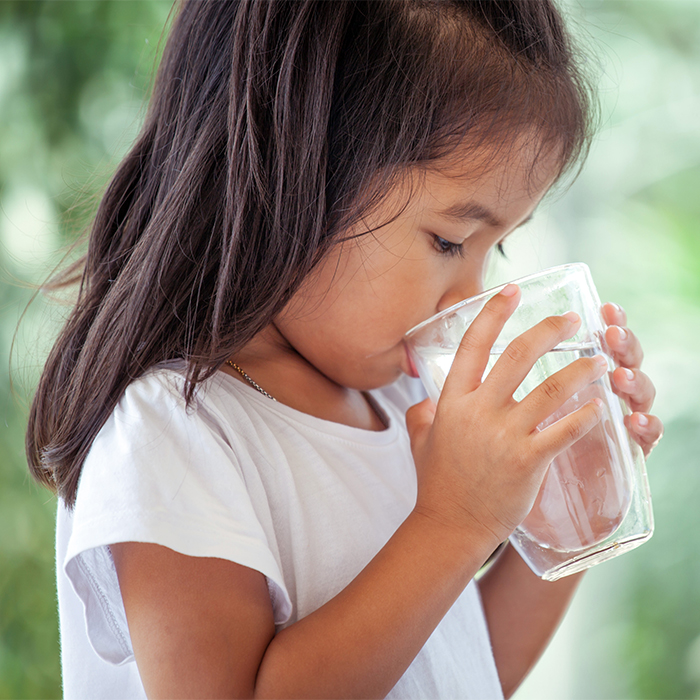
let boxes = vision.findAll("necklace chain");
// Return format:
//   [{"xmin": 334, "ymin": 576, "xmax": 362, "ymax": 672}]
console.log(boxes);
[{"xmin": 225, "ymin": 360, "xmax": 277, "ymax": 401}]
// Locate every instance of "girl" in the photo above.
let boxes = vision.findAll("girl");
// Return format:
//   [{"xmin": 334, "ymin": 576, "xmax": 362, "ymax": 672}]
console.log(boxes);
[{"xmin": 27, "ymin": 1, "xmax": 663, "ymax": 698}]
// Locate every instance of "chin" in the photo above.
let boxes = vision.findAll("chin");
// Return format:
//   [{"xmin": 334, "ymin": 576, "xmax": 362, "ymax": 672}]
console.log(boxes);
[{"xmin": 348, "ymin": 366, "xmax": 404, "ymax": 392}]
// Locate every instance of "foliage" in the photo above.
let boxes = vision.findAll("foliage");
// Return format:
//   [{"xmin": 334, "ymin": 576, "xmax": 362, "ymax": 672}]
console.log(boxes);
[
  {"xmin": 1, "ymin": 2, "xmax": 170, "ymax": 697},
  {"xmin": 1, "ymin": 1, "xmax": 698, "ymax": 699},
  {"xmin": 514, "ymin": 3, "xmax": 700, "ymax": 699}
]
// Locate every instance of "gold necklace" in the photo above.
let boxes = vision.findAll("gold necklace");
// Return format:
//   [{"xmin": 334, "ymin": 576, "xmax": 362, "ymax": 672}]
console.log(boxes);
[{"xmin": 225, "ymin": 360, "xmax": 277, "ymax": 401}]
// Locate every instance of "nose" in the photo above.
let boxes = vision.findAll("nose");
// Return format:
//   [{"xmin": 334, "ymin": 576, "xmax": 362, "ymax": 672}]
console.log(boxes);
[{"xmin": 437, "ymin": 268, "xmax": 484, "ymax": 313}]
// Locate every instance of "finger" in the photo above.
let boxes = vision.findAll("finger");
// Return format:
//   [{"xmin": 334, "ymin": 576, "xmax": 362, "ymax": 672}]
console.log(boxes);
[
  {"xmin": 482, "ymin": 311, "xmax": 581, "ymax": 404},
  {"xmin": 624, "ymin": 412, "xmax": 664, "ymax": 458},
  {"xmin": 516, "ymin": 354, "xmax": 608, "ymax": 431},
  {"xmin": 611, "ymin": 367, "xmax": 656, "ymax": 414},
  {"xmin": 533, "ymin": 398, "xmax": 604, "ymax": 462},
  {"xmin": 405, "ymin": 398, "xmax": 437, "ymax": 449},
  {"xmin": 442, "ymin": 283, "xmax": 521, "ymax": 397},
  {"xmin": 604, "ymin": 325, "xmax": 643, "ymax": 369},
  {"xmin": 601, "ymin": 302, "xmax": 628, "ymax": 328}
]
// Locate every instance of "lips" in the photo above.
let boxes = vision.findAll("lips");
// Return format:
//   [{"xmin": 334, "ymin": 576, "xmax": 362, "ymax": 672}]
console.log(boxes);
[{"xmin": 404, "ymin": 343, "xmax": 420, "ymax": 378}]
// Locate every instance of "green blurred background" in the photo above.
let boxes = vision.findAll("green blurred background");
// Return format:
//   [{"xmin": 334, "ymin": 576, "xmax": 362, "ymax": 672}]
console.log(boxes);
[{"xmin": 0, "ymin": 1, "xmax": 698, "ymax": 698}]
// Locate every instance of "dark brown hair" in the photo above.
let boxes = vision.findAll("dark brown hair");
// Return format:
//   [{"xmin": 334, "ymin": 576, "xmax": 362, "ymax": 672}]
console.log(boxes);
[{"xmin": 27, "ymin": 0, "xmax": 597, "ymax": 506}]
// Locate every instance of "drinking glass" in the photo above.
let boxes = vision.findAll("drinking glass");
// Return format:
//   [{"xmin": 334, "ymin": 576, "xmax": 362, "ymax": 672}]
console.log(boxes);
[{"xmin": 405, "ymin": 263, "xmax": 654, "ymax": 581}]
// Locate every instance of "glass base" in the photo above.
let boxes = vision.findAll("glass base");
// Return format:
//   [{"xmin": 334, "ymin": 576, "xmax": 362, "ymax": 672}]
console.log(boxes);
[{"xmin": 539, "ymin": 529, "xmax": 653, "ymax": 581}]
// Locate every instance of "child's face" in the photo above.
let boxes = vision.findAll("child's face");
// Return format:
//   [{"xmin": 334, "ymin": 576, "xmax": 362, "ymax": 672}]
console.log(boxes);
[{"xmin": 274, "ymin": 143, "xmax": 559, "ymax": 391}]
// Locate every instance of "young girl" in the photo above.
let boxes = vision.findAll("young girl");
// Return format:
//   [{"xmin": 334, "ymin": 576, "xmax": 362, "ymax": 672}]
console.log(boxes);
[{"xmin": 27, "ymin": 1, "xmax": 663, "ymax": 698}]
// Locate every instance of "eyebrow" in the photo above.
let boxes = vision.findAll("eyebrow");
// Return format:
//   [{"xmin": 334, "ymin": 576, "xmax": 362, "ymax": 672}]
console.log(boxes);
[
  {"xmin": 435, "ymin": 201, "xmax": 534, "ymax": 230},
  {"xmin": 435, "ymin": 201, "xmax": 504, "ymax": 228}
]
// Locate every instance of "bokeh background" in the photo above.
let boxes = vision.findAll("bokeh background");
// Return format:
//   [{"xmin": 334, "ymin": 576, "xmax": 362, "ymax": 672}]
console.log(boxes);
[{"xmin": 1, "ymin": 1, "xmax": 698, "ymax": 698}]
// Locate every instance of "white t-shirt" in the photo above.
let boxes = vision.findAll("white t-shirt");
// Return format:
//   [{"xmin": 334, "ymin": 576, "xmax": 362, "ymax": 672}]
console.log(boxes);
[{"xmin": 56, "ymin": 364, "xmax": 503, "ymax": 699}]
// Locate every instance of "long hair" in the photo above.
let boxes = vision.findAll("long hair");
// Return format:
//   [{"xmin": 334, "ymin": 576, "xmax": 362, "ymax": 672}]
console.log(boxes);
[{"xmin": 27, "ymin": 0, "xmax": 597, "ymax": 506}]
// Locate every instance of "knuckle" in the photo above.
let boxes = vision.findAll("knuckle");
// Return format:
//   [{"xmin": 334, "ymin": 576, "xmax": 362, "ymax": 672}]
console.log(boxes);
[
  {"xmin": 458, "ymin": 330, "xmax": 481, "ymax": 356},
  {"xmin": 640, "ymin": 380, "xmax": 656, "ymax": 408},
  {"xmin": 564, "ymin": 419, "xmax": 584, "ymax": 443},
  {"xmin": 503, "ymin": 337, "xmax": 530, "ymax": 364},
  {"xmin": 543, "ymin": 315, "xmax": 565, "ymax": 335},
  {"xmin": 626, "ymin": 330, "xmax": 644, "ymax": 362},
  {"xmin": 541, "ymin": 376, "xmax": 565, "ymax": 402},
  {"xmin": 514, "ymin": 446, "xmax": 535, "ymax": 472},
  {"xmin": 514, "ymin": 444, "xmax": 543, "ymax": 478}
]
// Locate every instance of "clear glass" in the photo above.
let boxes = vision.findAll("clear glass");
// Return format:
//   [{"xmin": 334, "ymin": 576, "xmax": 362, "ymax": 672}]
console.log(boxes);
[{"xmin": 405, "ymin": 263, "xmax": 654, "ymax": 581}]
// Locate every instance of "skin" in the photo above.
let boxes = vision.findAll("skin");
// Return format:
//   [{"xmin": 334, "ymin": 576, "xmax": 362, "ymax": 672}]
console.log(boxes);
[{"xmin": 111, "ymin": 143, "xmax": 663, "ymax": 699}]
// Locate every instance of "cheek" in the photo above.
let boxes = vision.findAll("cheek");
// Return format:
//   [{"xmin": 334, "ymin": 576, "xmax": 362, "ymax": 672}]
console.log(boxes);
[
  {"xmin": 354, "ymin": 266, "xmax": 436, "ymax": 328},
  {"xmin": 280, "ymin": 237, "xmax": 443, "ymax": 351},
  {"xmin": 283, "ymin": 279, "xmax": 422, "ymax": 364}
]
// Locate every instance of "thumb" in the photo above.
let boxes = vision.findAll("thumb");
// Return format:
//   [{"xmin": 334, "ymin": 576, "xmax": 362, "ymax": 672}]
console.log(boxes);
[{"xmin": 405, "ymin": 398, "xmax": 437, "ymax": 451}]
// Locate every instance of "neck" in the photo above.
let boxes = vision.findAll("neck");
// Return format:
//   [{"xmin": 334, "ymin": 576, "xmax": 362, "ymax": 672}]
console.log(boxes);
[{"xmin": 225, "ymin": 325, "xmax": 386, "ymax": 431}]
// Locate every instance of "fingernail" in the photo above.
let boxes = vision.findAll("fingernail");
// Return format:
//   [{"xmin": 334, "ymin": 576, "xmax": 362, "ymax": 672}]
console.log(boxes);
[
  {"xmin": 623, "ymin": 367, "xmax": 634, "ymax": 381},
  {"xmin": 563, "ymin": 311, "xmax": 580, "ymax": 324},
  {"xmin": 616, "ymin": 326, "xmax": 628, "ymax": 340},
  {"xmin": 593, "ymin": 355, "xmax": 608, "ymax": 367},
  {"xmin": 637, "ymin": 413, "xmax": 649, "ymax": 427},
  {"xmin": 500, "ymin": 283, "xmax": 519, "ymax": 297}
]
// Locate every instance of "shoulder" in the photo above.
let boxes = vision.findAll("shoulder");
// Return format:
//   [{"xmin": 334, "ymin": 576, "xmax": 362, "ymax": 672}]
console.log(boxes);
[
  {"xmin": 70, "ymin": 363, "xmax": 277, "ymax": 535},
  {"xmin": 99, "ymin": 363, "xmax": 263, "ymax": 454},
  {"xmin": 62, "ymin": 366, "xmax": 293, "ymax": 663},
  {"xmin": 85, "ymin": 364, "xmax": 222, "ymax": 466}
]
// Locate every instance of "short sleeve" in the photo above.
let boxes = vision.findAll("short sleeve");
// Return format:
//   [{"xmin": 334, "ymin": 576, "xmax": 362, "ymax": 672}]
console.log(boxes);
[{"xmin": 63, "ymin": 370, "xmax": 293, "ymax": 665}]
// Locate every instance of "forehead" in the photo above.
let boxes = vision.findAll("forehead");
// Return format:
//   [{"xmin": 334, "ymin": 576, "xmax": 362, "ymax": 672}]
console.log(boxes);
[
  {"xmin": 344, "ymin": 136, "xmax": 562, "ymax": 241},
  {"xmin": 425, "ymin": 136, "xmax": 562, "ymax": 197},
  {"xmin": 395, "ymin": 139, "xmax": 561, "ymax": 222}
]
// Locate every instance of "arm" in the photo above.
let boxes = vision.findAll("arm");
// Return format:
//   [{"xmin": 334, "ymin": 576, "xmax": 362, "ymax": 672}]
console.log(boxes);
[
  {"xmin": 111, "ymin": 288, "xmax": 609, "ymax": 699},
  {"xmin": 112, "ymin": 511, "xmax": 496, "ymax": 700},
  {"xmin": 477, "ymin": 545, "xmax": 583, "ymax": 698}
]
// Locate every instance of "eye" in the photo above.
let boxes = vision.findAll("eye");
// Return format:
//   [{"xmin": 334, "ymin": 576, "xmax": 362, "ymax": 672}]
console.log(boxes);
[
  {"xmin": 432, "ymin": 234, "xmax": 464, "ymax": 258},
  {"xmin": 496, "ymin": 241, "xmax": 507, "ymax": 259}
]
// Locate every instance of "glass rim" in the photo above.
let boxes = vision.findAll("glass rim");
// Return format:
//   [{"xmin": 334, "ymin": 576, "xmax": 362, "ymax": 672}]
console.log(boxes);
[{"xmin": 404, "ymin": 262, "xmax": 592, "ymax": 340}]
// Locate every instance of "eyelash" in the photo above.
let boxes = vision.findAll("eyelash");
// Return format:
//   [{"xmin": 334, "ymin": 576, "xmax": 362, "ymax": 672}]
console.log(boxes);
[
  {"xmin": 432, "ymin": 235, "xmax": 464, "ymax": 257},
  {"xmin": 432, "ymin": 235, "xmax": 507, "ymax": 259}
]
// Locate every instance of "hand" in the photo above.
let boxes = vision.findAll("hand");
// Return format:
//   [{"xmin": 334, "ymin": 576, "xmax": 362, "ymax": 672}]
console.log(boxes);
[
  {"xmin": 405, "ymin": 285, "xmax": 606, "ymax": 552},
  {"xmin": 602, "ymin": 302, "xmax": 664, "ymax": 457}
]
